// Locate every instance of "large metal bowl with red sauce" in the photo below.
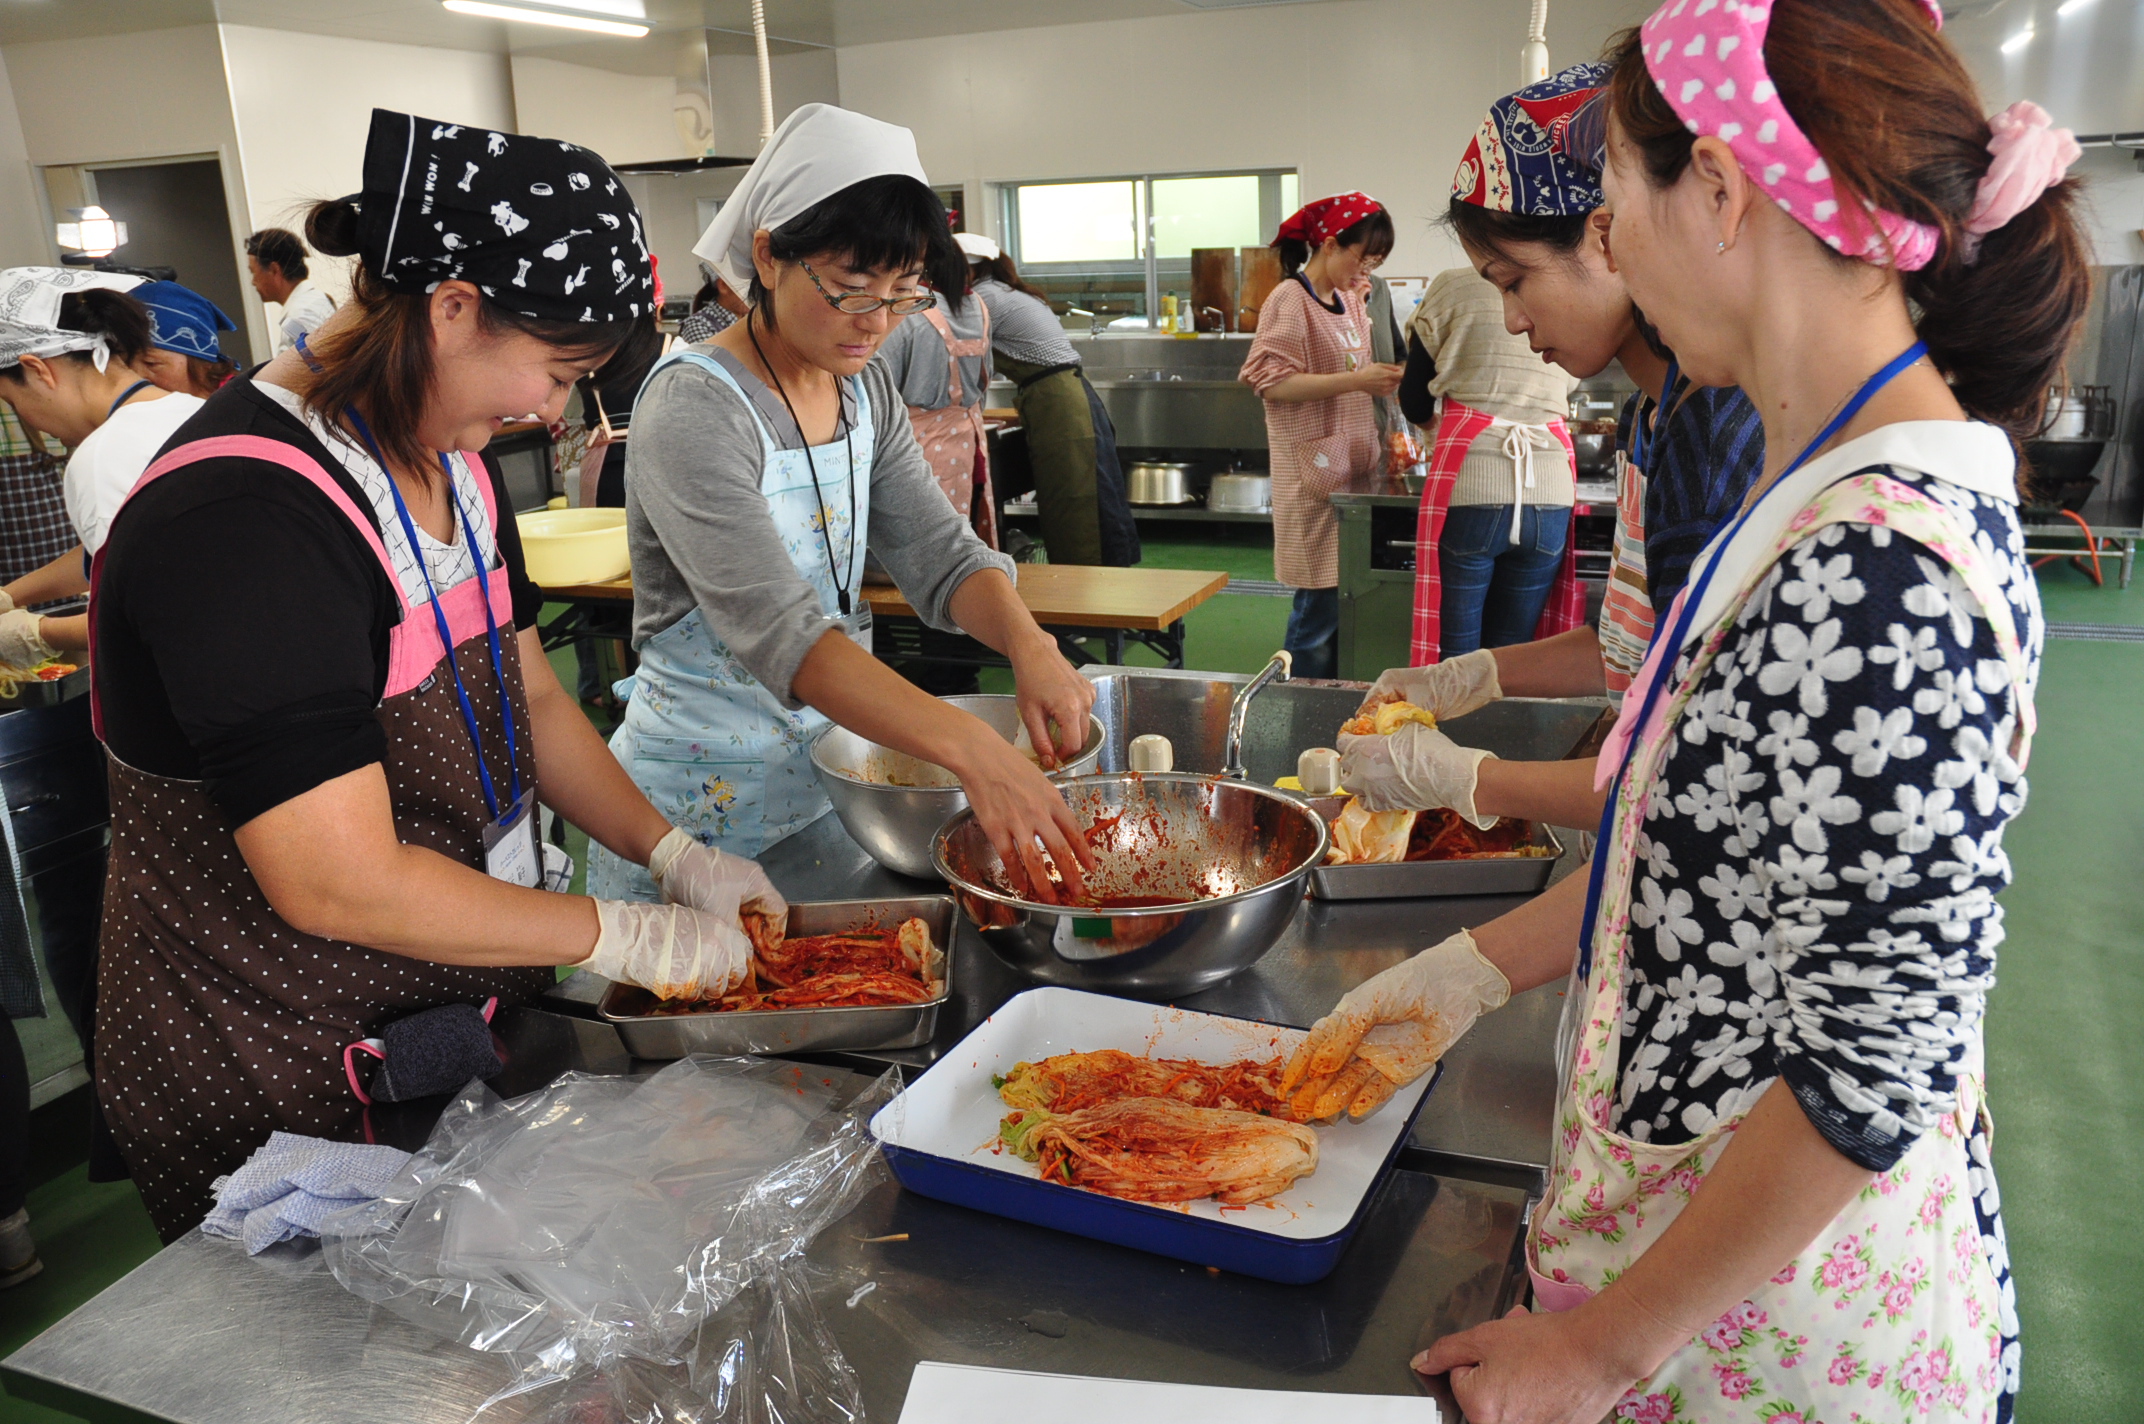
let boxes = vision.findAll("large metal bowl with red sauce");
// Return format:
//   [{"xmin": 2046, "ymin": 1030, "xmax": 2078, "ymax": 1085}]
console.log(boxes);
[{"xmin": 930, "ymin": 772, "xmax": 1329, "ymax": 997}]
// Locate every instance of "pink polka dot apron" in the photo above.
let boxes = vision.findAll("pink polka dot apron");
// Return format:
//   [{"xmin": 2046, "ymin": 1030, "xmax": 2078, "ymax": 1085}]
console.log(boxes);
[
  {"xmin": 87, "ymin": 435, "xmax": 553, "ymax": 1241},
  {"xmin": 1540, "ymin": 403, "xmax": 2035, "ymax": 1416},
  {"xmin": 905, "ymin": 300, "xmax": 997, "ymax": 550}
]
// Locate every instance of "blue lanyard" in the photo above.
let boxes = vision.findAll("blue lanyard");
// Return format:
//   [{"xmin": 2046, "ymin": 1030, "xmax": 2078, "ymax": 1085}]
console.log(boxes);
[
  {"xmin": 106, "ymin": 380, "xmax": 153, "ymax": 419},
  {"xmin": 1576, "ymin": 341, "xmax": 1927, "ymax": 978},
  {"xmin": 343, "ymin": 408, "xmax": 523, "ymax": 821}
]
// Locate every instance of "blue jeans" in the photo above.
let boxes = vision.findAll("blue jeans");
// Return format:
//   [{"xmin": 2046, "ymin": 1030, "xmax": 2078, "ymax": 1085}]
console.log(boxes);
[
  {"xmin": 1284, "ymin": 587, "xmax": 1339, "ymax": 679},
  {"xmin": 1438, "ymin": 504, "xmax": 1571, "ymax": 657}
]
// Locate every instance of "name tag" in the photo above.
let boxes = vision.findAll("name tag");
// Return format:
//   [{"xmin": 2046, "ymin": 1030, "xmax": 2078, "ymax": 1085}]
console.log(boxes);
[
  {"xmin": 481, "ymin": 788, "xmax": 543, "ymax": 888},
  {"xmin": 842, "ymin": 603, "xmax": 874, "ymax": 655}
]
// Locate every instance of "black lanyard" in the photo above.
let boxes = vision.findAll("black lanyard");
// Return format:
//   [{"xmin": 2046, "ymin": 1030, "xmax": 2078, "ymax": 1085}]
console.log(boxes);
[
  {"xmin": 748, "ymin": 314, "xmax": 858, "ymax": 616},
  {"xmin": 106, "ymin": 380, "xmax": 153, "ymax": 419},
  {"xmin": 344, "ymin": 408, "xmax": 524, "ymax": 821}
]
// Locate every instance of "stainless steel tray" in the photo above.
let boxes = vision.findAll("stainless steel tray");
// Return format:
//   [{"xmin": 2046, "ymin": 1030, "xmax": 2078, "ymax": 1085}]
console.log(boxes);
[
  {"xmin": 599, "ymin": 896, "xmax": 956, "ymax": 1058},
  {"xmin": 0, "ymin": 665, "xmax": 89, "ymax": 711},
  {"xmin": 1308, "ymin": 824, "xmax": 1564, "ymax": 901}
]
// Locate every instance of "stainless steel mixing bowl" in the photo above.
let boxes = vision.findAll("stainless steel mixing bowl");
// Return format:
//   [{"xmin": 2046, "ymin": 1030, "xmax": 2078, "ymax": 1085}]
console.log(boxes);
[
  {"xmin": 931, "ymin": 771, "xmax": 1329, "ymax": 997},
  {"xmin": 811, "ymin": 695, "xmax": 1105, "ymax": 879}
]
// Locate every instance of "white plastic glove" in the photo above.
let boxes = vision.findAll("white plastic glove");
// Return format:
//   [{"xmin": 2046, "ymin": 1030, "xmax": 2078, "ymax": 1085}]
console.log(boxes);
[
  {"xmin": 1358, "ymin": 648, "xmax": 1503, "ymax": 723},
  {"xmin": 581, "ymin": 898, "xmax": 754, "ymax": 1002},
  {"xmin": 0, "ymin": 590, "xmax": 14, "ymax": 615},
  {"xmin": 1281, "ymin": 929, "xmax": 1511, "ymax": 1121},
  {"xmin": 647, "ymin": 827, "xmax": 787, "ymax": 946},
  {"xmin": 1338, "ymin": 720, "xmax": 1497, "ymax": 827},
  {"xmin": 0, "ymin": 610, "xmax": 54, "ymax": 671}
]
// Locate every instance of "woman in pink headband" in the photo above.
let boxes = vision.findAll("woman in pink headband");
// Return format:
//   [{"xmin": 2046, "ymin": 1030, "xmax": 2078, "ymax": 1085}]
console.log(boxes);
[{"xmin": 1290, "ymin": 2, "xmax": 2086, "ymax": 1419}]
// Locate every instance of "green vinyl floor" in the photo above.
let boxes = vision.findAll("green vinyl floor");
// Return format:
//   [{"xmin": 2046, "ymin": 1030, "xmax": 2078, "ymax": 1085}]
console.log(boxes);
[{"xmin": 3, "ymin": 546, "xmax": 2141, "ymax": 1423}]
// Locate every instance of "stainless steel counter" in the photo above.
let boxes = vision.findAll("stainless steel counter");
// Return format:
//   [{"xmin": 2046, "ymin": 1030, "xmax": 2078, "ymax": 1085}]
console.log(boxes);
[{"xmin": 5, "ymin": 686, "xmax": 1592, "ymax": 1423}]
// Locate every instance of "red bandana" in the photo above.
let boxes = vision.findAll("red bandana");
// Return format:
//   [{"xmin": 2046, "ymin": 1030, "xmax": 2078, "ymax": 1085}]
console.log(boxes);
[{"xmin": 1273, "ymin": 192, "xmax": 1382, "ymax": 248}]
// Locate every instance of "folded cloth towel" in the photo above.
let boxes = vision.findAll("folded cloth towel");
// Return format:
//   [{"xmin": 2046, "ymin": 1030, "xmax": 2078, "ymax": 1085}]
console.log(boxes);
[{"xmin": 202, "ymin": 1132, "xmax": 412, "ymax": 1254}]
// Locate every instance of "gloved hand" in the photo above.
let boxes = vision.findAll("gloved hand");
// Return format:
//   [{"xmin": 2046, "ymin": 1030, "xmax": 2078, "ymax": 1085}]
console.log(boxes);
[
  {"xmin": 0, "ymin": 609, "xmax": 54, "ymax": 671},
  {"xmin": 1281, "ymin": 929, "xmax": 1510, "ymax": 1121},
  {"xmin": 1359, "ymin": 648, "xmax": 1502, "ymax": 723},
  {"xmin": 1338, "ymin": 720, "xmax": 1497, "ymax": 827},
  {"xmin": 580, "ymin": 898, "xmax": 754, "ymax": 1002},
  {"xmin": 647, "ymin": 828, "xmax": 787, "ymax": 949},
  {"xmin": 0, "ymin": 590, "xmax": 14, "ymax": 615}
]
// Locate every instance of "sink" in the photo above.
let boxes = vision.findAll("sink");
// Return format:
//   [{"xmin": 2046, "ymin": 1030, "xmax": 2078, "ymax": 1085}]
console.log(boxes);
[{"xmin": 1084, "ymin": 668, "xmax": 1606, "ymax": 786}]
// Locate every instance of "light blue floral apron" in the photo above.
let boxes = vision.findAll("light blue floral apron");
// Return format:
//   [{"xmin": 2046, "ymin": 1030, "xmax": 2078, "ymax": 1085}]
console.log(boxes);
[{"xmin": 587, "ymin": 350, "xmax": 874, "ymax": 899}]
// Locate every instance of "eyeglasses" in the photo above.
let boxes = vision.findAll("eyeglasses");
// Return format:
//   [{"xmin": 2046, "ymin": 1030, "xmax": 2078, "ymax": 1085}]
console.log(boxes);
[
  {"xmin": 1357, "ymin": 254, "xmax": 1385, "ymax": 272},
  {"xmin": 801, "ymin": 261, "xmax": 937, "ymax": 316}
]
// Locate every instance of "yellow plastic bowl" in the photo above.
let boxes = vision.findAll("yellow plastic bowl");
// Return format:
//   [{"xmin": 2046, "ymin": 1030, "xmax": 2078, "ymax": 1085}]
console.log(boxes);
[{"xmin": 516, "ymin": 508, "xmax": 630, "ymax": 587}]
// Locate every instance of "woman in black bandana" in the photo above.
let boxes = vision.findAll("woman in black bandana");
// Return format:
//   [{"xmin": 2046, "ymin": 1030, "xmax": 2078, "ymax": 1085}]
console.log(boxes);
[{"xmin": 90, "ymin": 111, "xmax": 787, "ymax": 1240}]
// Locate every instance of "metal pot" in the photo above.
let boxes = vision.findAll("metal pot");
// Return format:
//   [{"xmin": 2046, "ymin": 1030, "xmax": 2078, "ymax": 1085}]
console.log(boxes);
[
  {"xmin": 1570, "ymin": 431, "xmax": 1615, "ymax": 476},
  {"xmin": 932, "ymin": 772, "xmax": 1329, "ymax": 997},
  {"xmin": 811, "ymin": 696, "xmax": 1106, "ymax": 878},
  {"xmin": 2045, "ymin": 392, "xmax": 2090, "ymax": 440},
  {"xmin": 1205, "ymin": 472, "xmax": 1271, "ymax": 512},
  {"xmin": 1125, "ymin": 461, "xmax": 1196, "ymax": 506}
]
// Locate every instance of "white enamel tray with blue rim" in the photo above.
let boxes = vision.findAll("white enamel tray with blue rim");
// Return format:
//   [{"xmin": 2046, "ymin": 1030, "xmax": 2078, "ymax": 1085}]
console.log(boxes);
[{"xmin": 868, "ymin": 987, "xmax": 1440, "ymax": 1284}]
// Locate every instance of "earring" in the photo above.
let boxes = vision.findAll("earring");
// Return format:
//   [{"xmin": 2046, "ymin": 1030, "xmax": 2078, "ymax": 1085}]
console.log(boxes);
[{"xmin": 1716, "ymin": 240, "xmax": 1727, "ymax": 255}]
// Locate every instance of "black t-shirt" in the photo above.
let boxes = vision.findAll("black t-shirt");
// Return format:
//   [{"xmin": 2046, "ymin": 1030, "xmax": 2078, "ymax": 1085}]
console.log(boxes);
[{"xmin": 95, "ymin": 377, "xmax": 544, "ymax": 828}]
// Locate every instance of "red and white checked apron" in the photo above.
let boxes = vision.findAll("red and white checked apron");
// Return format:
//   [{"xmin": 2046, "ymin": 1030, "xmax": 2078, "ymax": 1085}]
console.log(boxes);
[
  {"xmin": 905, "ymin": 302, "xmax": 997, "ymax": 550},
  {"xmin": 1407, "ymin": 398, "xmax": 1584, "ymax": 664}
]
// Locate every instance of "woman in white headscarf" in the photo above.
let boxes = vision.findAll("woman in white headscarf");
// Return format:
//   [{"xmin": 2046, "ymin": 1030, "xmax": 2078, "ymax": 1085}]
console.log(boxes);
[{"xmin": 586, "ymin": 104, "xmax": 1097, "ymax": 900}]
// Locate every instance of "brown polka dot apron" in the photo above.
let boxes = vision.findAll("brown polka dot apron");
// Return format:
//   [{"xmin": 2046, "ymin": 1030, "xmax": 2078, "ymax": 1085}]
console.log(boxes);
[{"xmin": 89, "ymin": 433, "xmax": 554, "ymax": 1241}]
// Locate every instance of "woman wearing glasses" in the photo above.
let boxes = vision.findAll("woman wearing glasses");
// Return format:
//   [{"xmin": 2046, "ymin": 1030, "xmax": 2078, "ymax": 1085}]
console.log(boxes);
[{"xmin": 586, "ymin": 105, "xmax": 1097, "ymax": 901}]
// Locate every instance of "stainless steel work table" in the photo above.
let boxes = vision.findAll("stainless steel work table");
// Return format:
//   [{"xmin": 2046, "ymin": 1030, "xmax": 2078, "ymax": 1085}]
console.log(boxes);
[{"xmin": 6, "ymin": 742, "xmax": 1578, "ymax": 1422}]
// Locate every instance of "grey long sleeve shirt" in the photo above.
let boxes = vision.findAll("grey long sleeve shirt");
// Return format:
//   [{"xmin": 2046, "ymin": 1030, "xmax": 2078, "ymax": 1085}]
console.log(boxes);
[{"xmin": 624, "ymin": 349, "xmax": 1015, "ymax": 707}]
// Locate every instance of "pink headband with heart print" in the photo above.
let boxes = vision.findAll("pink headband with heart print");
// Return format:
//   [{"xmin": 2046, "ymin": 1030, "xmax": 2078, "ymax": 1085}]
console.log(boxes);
[{"xmin": 1641, "ymin": 0, "xmax": 1944, "ymax": 268}]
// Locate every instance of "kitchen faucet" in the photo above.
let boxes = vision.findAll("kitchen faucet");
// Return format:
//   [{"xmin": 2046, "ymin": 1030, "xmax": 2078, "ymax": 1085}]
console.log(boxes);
[
  {"xmin": 1068, "ymin": 306, "xmax": 1107, "ymax": 337},
  {"xmin": 1198, "ymin": 305, "xmax": 1225, "ymax": 334},
  {"xmin": 1224, "ymin": 651, "xmax": 1293, "ymax": 779}
]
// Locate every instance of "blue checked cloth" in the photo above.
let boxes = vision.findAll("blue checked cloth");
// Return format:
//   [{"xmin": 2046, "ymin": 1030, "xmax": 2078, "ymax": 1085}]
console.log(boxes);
[{"xmin": 202, "ymin": 1132, "xmax": 412, "ymax": 1254}]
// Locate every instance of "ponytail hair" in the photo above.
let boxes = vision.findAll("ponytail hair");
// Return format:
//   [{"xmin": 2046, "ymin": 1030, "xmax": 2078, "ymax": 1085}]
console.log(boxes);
[
  {"xmin": 1276, "ymin": 209, "xmax": 1395, "ymax": 279},
  {"xmin": 972, "ymin": 250, "xmax": 1052, "ymax": 306},
  {"xmin": 58, "ymin": 288, "xmax": 155, "ymax": 369},
  {"xmin": 1604, "ymin": 0, "xmax": 2090, "ymax": 444}
]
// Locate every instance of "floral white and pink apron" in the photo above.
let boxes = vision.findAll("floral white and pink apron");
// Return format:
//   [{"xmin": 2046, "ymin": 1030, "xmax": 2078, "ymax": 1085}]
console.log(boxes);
[
  {"xmin": 1532, "ymin": 468, "xmax": 2035, "ymax": 1423},
  {"xmin": 906, "ymin": 302, "xmax": 997, "ymax": 549}
]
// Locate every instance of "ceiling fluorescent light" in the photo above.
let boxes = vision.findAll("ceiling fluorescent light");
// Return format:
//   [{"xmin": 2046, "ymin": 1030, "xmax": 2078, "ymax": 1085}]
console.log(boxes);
[
  {"xmin": 441, "ymin": 1, "xmax": 650, "ymax": 36},
  {"xmin": 55, "ymin": 205, "xmax": 127, "ymax": 259},
  {"xmin": 2056, "ymin": 0, "xmax": 2093, "ymax": 14},
  {"xmin": 2000, "ymin": 25, "xmax": 2035, "ymax": 52},
  {"xmin": 1174, "ymin": 0, "xmax": 1323, "ymax": 9}
]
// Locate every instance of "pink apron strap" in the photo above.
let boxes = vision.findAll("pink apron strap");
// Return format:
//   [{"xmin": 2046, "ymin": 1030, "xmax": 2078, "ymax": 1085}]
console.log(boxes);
[{"xmin": 90, "ymin": 435, "xmax": 410, "ymax": 739}]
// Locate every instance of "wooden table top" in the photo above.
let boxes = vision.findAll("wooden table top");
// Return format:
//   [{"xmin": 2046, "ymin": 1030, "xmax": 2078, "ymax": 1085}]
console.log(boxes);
[{"xmin": 543, "ymin": 563, "xmax": 1231, "ymax": 632}]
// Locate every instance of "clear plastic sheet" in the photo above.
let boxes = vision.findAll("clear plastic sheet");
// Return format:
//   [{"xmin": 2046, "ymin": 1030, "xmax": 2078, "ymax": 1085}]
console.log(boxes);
[{"xmin": 318, "ymin": 1056, "xmax": 891, "ymax": 1419}]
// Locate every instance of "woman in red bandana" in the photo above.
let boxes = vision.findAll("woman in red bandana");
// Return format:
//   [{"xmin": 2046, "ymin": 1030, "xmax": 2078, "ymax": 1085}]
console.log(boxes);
[{"xmin": 1237, "ymin": 193, "xmax": 1399, "ymax": 678}]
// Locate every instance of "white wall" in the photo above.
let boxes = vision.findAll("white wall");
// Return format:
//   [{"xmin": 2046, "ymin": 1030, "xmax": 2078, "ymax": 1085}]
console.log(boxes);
[
  {"xmin": 837, "ymin": 0, "xmax": 1646, "ymax": 282},
  {"xmin": 218, "ymin": 23, "xmax": 518, "ymax": 314},
  {"xmin": 2, "ymin": 26, "xmax": 239, "ymax": 168},
  {"xmin": 511, "ymin": 56, "xmax": 680, "ymax": 166},
  {"xmin": 0, "ymin": 51, "xmax": 47, "ymax": 268}
]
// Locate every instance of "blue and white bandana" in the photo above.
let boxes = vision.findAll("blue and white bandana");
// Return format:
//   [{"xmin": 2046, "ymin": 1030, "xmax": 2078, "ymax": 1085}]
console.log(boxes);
[{"xmin": 136, "ymin": 280, "xmax": 234, "ymax": 362}]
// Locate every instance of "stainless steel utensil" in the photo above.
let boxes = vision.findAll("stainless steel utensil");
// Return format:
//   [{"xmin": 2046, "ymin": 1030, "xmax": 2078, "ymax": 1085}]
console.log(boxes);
[
  {"xmin": 1206, "ymin": 472, "xmax": 1272, "ymax": 512},
  {"xmin": 1569, "ymin": 431, "xmax": 1615, "ymax": 476},
  {"xmin": 599, "ymin": 896, "xmax": 957, "ymax": 1057},
  {"xmin": 812, "ymin": 695, "xmax": 1105, "ymax": 878},
  {"xmin": 1125, "ymin": 461, "xmax": 1197, "ymax": 505},
  {"xmin": 931, "ymin": 772, "xmax": 1329, "ymax": 997},
  {"xmin": 1308, "ymin": 824, "xmax": 1565, "ymax": 900}
]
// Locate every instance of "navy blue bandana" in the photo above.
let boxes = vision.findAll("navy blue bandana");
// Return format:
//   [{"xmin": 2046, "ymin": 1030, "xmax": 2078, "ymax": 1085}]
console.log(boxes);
[
  {"xmin": 1452, "ymin": 62, "xmax": 1612, "ymax": 217},
  {"xmin": 352, "ymin": 108, "xmax": 653, "ymax": 324}
]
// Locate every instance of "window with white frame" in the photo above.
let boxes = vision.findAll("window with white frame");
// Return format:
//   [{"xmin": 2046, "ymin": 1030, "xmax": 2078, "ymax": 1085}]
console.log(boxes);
[{"xmin": 997, "ymin": 170, "xmax": 1298, "ymax": 327}]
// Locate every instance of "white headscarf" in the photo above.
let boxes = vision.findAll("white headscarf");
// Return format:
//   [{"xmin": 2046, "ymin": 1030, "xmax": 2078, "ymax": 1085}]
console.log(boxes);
[
  {"xmin": 0, "ymin": 267, "xmax": 145, "ymax": 372},
  {"xmin": 692, "ymin": 103, "xmax": 930, "ymax": 294},
  {"xmin": 955, "ymin": 233, "xmax": 1000, "ymax": 263}
]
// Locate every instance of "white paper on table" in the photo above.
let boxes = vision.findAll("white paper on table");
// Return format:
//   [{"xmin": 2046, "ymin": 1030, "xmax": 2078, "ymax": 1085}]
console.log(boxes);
[{"xmin": 896, "ymin": 1361, "xmax": 1441, "ymax": 1424}]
